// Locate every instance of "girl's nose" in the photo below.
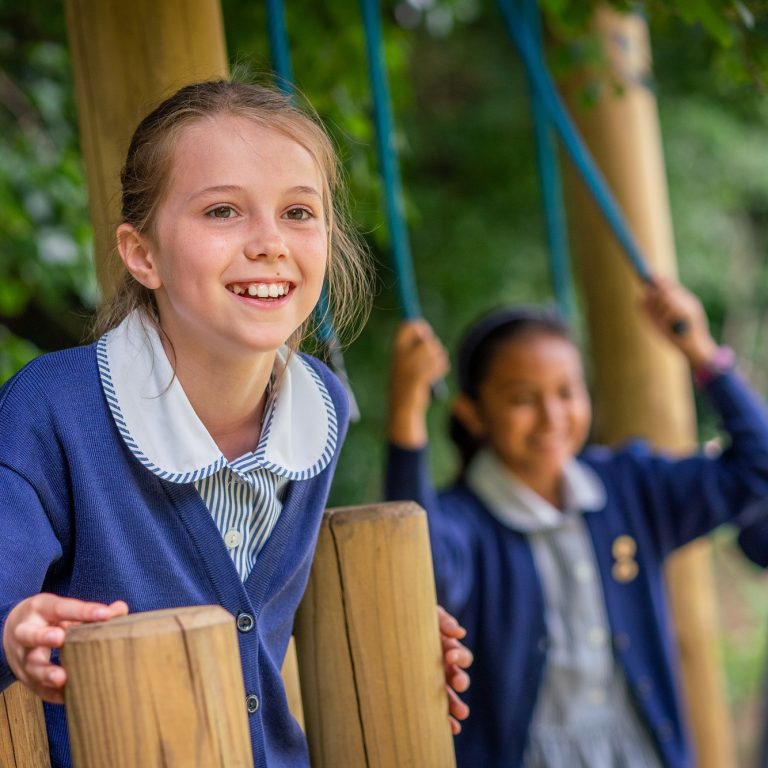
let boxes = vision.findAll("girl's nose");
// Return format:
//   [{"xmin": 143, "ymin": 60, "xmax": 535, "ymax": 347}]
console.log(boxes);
[
  {"xmin": 244, "ymin": 227, "xmax": 288, "ymax": 262},
  {"xmin": 539, "ymin": 397, "xmax": 562, "ymax": 426}
]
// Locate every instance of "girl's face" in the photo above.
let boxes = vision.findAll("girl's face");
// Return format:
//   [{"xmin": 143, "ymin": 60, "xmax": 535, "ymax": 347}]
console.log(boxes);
[
  {"xmin": 462, "ymin": 332, "xmax": 591, "ymax": 483},
  {"xmin": 120, "ymin": 113, "xmax": 328, "ymax": 360}
]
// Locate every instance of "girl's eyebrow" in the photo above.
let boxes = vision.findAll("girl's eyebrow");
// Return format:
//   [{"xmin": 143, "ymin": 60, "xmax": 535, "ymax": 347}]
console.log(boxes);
[{"xmin": 188, "ymin": 184, "xmax": 321, "ymax": 201}]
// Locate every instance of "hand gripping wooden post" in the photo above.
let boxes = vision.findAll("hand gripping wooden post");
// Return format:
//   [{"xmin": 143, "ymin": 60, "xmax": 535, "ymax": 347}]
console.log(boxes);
[
  {"xmin": 294, "ymin": 501, "xmax": 456, "ymax": 768},
  {"xmin": 0, "ymin": 683, "xmax": 51, "ymax": 768},
  {"xmin": 61, "ymin": 605, "xmax": 253, "ymax": 768}
]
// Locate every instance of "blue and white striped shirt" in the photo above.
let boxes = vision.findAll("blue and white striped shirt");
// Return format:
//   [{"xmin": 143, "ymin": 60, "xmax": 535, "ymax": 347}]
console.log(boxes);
[{"xmin": 97, "ymin": 311, "xmax": 338, "ymax": 581}]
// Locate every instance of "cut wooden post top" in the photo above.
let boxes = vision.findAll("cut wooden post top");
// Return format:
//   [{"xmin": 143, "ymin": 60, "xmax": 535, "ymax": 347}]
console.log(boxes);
[
  {"xmin": 64, "ymin": 605, "xmax": 232, "ymax": 643},
  {"xmin": 324, "ymin": 500, "xmax": 425, "ymax": 526}
]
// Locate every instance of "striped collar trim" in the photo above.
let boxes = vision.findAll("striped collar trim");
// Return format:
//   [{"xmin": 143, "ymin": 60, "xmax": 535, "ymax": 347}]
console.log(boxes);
[{"xmin": 97, "ymin": 311, "xmax": 337, "ymax": 483}]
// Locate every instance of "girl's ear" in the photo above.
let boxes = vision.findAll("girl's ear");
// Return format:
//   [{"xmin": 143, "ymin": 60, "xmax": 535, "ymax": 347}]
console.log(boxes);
[
  {"xmin": 452, "ymin": 394, "xmax": 486, "ymax": 439},
  {"xmin": 116, "ymin": 224, "xmax": 162, "ymax": 289}
]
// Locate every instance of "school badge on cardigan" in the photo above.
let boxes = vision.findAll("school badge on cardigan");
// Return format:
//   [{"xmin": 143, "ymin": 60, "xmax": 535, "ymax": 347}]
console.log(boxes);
[{"xmin": 611, "ymin": 535, "xmax": 639, "ymax": 582}]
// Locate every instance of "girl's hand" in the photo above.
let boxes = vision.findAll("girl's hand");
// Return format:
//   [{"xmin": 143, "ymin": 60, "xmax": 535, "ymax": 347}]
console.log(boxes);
[
  {"xmin": 2, "ymin": 594, "xmax": 128, "ymax": 704},
  {"xmin": 437, "ymin": 605, "xmax": 472, "ymax": 735},
  {"xmin": 388, "ymin": 321, "xmax": 449, "ymax": 448},
  {"xmin": 642, "ymin": 277, "xmax": 719, "ymax": 369}
]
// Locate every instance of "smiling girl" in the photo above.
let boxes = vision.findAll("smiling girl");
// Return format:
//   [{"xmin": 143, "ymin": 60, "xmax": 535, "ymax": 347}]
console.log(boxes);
[
  {"xmin": 0, "ymin": 80, "xmax": 469, "ymax": 767},
  {"xmin": 386, "ymin": 278, "xmax": 768, "ymax": 767}
]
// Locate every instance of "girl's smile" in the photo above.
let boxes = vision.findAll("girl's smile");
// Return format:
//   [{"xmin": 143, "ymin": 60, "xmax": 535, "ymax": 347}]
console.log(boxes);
[
  {"xmin": 118, "ymin": 113, "xmax": 328, "ymax": 367},
  {"xmin": 465, "ymin": 332, "xmax": 592, "ymax": 503}
]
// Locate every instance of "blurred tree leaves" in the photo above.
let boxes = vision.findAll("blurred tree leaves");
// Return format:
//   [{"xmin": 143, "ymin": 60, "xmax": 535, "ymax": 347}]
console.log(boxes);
[{"xmin": 3, "ymin": 0, "xmax": 768, "ymax": 501}]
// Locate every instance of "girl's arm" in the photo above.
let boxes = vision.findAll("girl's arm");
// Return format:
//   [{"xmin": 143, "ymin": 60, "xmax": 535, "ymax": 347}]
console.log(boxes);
[
  {"xmin": 385, "ymin": 321, "xmax": 478, "ymax": 614},
  {"xmin": 624, "ymin": 279, "xmax": 768, "ymax": 549},
  {"xmin": 0, "ymin": 466, "xmax": 128, "ymax": 703}
]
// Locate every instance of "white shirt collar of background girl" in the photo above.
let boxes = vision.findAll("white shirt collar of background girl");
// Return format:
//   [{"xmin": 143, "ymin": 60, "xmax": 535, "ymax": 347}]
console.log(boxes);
[
  {"xmin": 97, "ymin": 310, "xmax": 336, "ymax": 483},
  {"xmin": 467, "ymin": 448, "xmax": 606, "ymax": 533}
]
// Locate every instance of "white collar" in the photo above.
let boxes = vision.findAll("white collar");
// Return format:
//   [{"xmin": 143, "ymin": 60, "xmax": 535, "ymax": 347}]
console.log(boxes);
[
  {"xmin": 466, "ymin": 448, "xmax": 605, "ymax": 533},
  {"xmin": 97, "ymin": 311, "xmax": 337, "ymax": 483}
]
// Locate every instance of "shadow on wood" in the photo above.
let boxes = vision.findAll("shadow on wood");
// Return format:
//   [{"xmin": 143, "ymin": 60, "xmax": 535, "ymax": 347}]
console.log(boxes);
[
  {"xmin": 0, "ymin": 682, "xmax": 50, "ymax": 768},
  {"xmin": 295, "ymin": 501, "xmax": 456, "ymax": 768}
]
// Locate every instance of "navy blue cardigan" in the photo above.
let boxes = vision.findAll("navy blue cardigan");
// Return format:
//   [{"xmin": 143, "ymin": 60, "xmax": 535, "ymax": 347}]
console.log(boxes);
[
  {"xmin": 0, "ymin": 343, "xmax": 349, "ymax": 768},
  {"xmin": 386, "ymin": 370, "xmax": 768, "ymax": 768}
]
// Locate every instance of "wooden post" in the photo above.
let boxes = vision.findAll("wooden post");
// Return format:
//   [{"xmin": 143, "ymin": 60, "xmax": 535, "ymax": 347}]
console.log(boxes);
[
  {"xmin": 294, "ymin": 502, "xmax": 456, "ymax": 768},
  {"xmin": 61, "ymin": 605, "xmax": 253, "ymax": 768},
  {"xmin": 64, "ymin": 0, "xmax": 228, "ymax": 297},
  {"xmin": 560, "ymin": 7, "xmax": 735, "ymax": 766},
  {"xmin": 0, "ymin": 683, "xmax": 50, "ymax": 768}
]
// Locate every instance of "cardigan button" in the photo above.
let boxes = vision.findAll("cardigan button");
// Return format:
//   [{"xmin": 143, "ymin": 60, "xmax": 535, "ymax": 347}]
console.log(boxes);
[
  {"xmin": 636, "ymin": 676, "xmax": 653, "ymax": 698},
  {"xmin": 246, "ymin": 694, "xmax": 260, "ymax": 714},
  {"xmin": 657, "ymin": 719, "xmax": 673, "ymax": 742},
  {"xmin": 613, "ymin": 632, "xmax": 631, "ymax": 652},
  {"xmin": 237, "ymin": 612, "xmax": 255, "ymax": 633}
]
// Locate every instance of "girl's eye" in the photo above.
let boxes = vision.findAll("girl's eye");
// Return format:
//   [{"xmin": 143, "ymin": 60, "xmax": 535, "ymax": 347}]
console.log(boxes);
[
  {"xmin": 284, "ymin": 207, "xmax": 311, "ymax": 221},
  {"xmin": 207, "ymin": 205, "xmax": 237, "ymax": 219}
]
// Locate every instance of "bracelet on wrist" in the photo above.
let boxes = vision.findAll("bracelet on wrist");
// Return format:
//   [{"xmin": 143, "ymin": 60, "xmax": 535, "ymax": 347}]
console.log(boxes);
[{"xmin": 693, "ymin": 346, "xmax": 735, "ymax": 387}]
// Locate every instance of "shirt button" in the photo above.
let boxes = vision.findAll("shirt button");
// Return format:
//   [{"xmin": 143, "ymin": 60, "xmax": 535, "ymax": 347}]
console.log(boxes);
[
  {"xmin": 246, "ymin": 694, "xmax": 260, "ymax": 714},
  {"xmin": 236, "ymin": 612, "xmax": 255, "ymax": 633},
  {"xmin": 537, "ymin": 636, "xmax": 549, "ymax": 654},
  {"xmin": 574, "ymin": 560, "xmax": 593, "ymax": 582},
  {"xmin": 589, "ymin": 688, "xmax": 606, "ymax": 705},
  {"xmin": 588, "ymin": 627, "xmax": 607, "ymax": 647},
  {"xmin": 224, "ymin": 529, "xmax": 243, "ymax": 549}
]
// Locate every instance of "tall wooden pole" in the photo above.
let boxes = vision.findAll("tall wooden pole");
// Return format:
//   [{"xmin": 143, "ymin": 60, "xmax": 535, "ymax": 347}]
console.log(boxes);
[
  {"xmin": 561, "ymin": 7, "xmax": 734, "ymax": 766},
  {"xmin": 294, "ymin": 502, "xmax": 456, "ymax": 768},
  {"xmin": 61, "ymin": 605, "xmax": 253, "ymax": 767},
  {"xmin": 64, "ymin": 0, "xmax": 228, "ymax": 297},
  {"xmin": 0, "ymin": 683, "xmax": 50, "ymax": 768}
]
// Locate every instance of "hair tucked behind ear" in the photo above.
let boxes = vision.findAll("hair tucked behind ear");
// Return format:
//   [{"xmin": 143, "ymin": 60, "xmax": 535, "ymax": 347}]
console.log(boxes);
[
  {"xmin": 93, "ymin": 79, "xmax": 373, "ymax": 349},
  {"xmin": 450, "ymin": 305, "xmax": 573, "ymax": 481}
]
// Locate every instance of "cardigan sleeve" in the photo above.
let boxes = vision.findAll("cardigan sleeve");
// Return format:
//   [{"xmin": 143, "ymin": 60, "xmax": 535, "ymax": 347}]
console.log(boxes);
[
  {"xmin": 0, "ymin": 465, "xmax": 63, "ymax": 691},
  {"xmin": 385, "ymin": 444, "xmax": 477, "ymax": 614},
  {"xmin": 608, "ymin": 368, "xmax": 768, "ymax": 556}
]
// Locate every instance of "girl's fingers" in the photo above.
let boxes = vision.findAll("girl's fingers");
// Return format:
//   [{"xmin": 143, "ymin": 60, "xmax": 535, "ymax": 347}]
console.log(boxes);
[
  {"xmin": 13, "ymin": 623, "xmax": 65, "ymax": 649},
  {"xmin": 437, "ymin": 605, "xmax": 467, "ymax": 639},
  {"xmin": 446, "ymin": 663, "xmax": 470, "ymax": 693},
  {"xmin": 446, "ymin": 684, "xmax": 469, "ymax": 721},
  {"xmin": 25, "ymin": 659, "xmax": 66, "ymax": 689},
  {"xmin": 449, "ymin": 715, "xmax": 462, "ymax": 735}
]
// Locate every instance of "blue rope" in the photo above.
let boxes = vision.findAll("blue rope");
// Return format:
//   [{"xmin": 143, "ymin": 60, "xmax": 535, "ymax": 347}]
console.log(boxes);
[
  {"xmin": 498, "ymin": 0, "xmax": 653, "ymax": 283},
  {"xmin": 360, "ymin": 0, "xmax": 422, "ymax": 320},
  {"xmin": 265, "ymin": 0, "xmax": 294, "ymax": 94},
  {"xmin": 265, "ymin": 0, "xmax": 361, "ymax": 419},
  {"xmin": 522, "ymin": 0, "xmax": 574, "ymax": 318}
]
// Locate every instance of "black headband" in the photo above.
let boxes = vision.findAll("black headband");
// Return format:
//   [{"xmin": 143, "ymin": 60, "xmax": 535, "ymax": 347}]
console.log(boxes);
[{"xmin": 456, "ymin": 305, "xmax": 567, "ymax": 394}]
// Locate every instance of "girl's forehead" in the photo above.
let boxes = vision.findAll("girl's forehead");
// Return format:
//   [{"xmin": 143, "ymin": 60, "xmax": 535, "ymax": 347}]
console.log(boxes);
[
  {"xmin": 485, "ymin": 334, "xmax": 582, "ymax": 379},
  {"xmin": 167, "ymin": 114, "xmax": 324, "ymax": 191}
]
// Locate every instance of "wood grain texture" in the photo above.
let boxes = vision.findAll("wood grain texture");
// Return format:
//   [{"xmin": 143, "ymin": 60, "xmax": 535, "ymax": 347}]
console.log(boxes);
[
  {"xmin": 295, "ymin": 502, "xmax": 456, "ymax": 768},
  {"xmin": 0, "ymin": 683, "xmax": 51, "ymax": 768},
  {"xmin": 63, "ymin": 0, "xmax": 228, "ymax": 296},
  {"xmin": 560, "ymin": 7, "xmax": 735, "ymax": 766},
  {"xmin": 62, "ymin": 605, "xmax": 253, "ymax": 768}
]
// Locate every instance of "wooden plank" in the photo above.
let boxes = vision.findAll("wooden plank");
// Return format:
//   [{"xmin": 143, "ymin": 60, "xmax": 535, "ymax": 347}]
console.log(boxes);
[
  {"xmin": 295, "ymin": 501, "xmax": 456, "ymax": 768},
  {"xmin": 62, "ymin": 605, "xmax": 253, "ymax": 768},
  {"xmin": 0, "ymin": 683, "xmax": 50, "ymax": 768}
]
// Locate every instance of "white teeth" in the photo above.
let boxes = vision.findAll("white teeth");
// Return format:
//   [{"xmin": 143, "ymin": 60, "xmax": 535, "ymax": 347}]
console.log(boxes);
[{"xmin": 232, "ymin": 282, "xmax": 290, "ymax": 297}]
